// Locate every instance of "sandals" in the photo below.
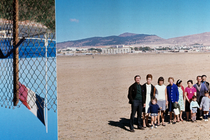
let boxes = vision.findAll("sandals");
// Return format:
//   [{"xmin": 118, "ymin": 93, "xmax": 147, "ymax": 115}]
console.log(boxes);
[{"xmin": 172, "ymin": 120, "xmax": 176, "ymax": 124}]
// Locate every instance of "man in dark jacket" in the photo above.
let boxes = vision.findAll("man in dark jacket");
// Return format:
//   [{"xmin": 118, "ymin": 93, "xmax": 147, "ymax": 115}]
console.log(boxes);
[
  {"xmin": 202, "ymin": 75, "xmax": 210, "ymax": 92},
  {"xmin": 194, "ymin": 75, "xmax": 208, "ymax": 119},
  {"xmin": 128, "ymin": 75, "xmax": 145, "ymax": 132}
]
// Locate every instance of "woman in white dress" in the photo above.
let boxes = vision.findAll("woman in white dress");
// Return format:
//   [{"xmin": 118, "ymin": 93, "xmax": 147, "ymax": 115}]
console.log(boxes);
[
  {"xmin": 142, "ymin": 74, "xmax": 156, "ymax": 127},
  {"xmin": 155, "ymin": 77, "xmax": 168, "ymax": 126}
]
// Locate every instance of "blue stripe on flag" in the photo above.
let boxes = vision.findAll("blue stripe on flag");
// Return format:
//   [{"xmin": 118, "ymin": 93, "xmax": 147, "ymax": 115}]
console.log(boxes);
[{"xmin": 36, "ymin": 94, "xmax": 45, "ymax": 125}]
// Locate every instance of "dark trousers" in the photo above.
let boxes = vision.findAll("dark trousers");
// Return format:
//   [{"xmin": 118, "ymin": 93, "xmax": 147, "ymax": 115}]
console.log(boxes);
[
  {"xmin": 197, "ymin": 96, "xmax": 203, "ymax": 119},
  {"xmin": 129, "ymin": 100, "xmax": 142, "ymax": 130}
]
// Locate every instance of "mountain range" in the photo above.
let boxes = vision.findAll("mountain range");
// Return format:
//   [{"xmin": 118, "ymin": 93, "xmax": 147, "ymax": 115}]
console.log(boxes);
[{"xmin": 57, "ymin": 32, "xmax": 210, "ymax": 49}]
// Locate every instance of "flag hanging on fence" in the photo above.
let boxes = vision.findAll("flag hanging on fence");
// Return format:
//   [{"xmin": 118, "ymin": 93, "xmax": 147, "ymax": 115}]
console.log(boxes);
[{"xmin": 19, "ymin": 82, "xmax": 45, "ymax": 125}]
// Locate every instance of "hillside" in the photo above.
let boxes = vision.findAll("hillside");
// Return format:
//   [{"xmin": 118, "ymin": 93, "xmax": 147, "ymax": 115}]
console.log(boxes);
[
  {"xmin": 57, "ymin": 32, "xmax": 210, "ymax": 49},
  {"xmin": 57, "ymin": 33, "xmax": 164, "ymax": 49},
  {"xmin": 167, "ymin": 32, "xmax": 210, "ymax": 45}
]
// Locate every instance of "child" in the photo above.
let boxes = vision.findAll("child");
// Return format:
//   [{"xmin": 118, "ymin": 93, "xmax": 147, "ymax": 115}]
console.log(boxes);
[
  {"xmin": 148, "ymin": 97, "xmax": 162, "ymax": 128},
  {"xmin": 199, "ymin": 91, "xmax": 210, "ymax": 121},
  {"xmin": 190, "ymin": 95, "xmax": 199, "ymax": 122}
]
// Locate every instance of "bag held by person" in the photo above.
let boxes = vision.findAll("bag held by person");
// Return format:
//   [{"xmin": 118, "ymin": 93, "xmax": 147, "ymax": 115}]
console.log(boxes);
[
  {"xmin": 173, "ymin": 108, "xmax": 180, "ymax": 115},
  {"xmin": 173, "ymin": 102, "xmax": 180, "ymax": 115}
]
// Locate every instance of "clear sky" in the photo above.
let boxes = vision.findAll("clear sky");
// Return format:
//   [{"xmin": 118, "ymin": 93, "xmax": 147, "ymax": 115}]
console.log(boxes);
[{"xmin": 56, "ymin": 0, "xmax": 210, "ymax": 42}]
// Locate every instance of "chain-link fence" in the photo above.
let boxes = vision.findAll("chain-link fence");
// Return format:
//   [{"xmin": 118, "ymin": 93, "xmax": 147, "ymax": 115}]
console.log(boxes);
[{"xmin": 0, "ymin": 0, "xmax": 56, "ymax": 114}]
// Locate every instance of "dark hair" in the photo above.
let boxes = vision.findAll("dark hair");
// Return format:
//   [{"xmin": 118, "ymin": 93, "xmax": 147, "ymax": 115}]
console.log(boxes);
[
  {"xmin": 151, "ymin": 97, "xmax": 157, "ymax": 102},
  {"xmin": 205, "ymin": 91, "xmax": 209, "ymax": 94},
  {"xmin": 202, "ymin": 75, "xmax": 207, "ymax": 78},
  {"xmin": 192, "ymin": 95, "xmax": 197, "ymax": 99},
  {"xmin": 158, "ymin": 77, "xmax": 164, "ymax": 84},
  {"xmin": 197, "ymin": 75, "xmax": 202, "ymax": 79},
  {"xmin": 187, "ymin": 80, "xmax": 193, "ymax": 84},
  {"xmin": 134, "ymin": 75, "xmax": 141, "ymax": 80},
  {"xmin": 176, "ymin": 79, "xmax": 182, "ymax": 86},
  {"xmin": 146, "ymin": 74, "xmax": 153, "ymax": 80}
]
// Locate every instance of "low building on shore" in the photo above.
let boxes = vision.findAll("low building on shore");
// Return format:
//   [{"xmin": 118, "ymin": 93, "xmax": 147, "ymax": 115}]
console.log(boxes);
[{"xmin": 101, "ymin": 47, "xmax": 131, "ymax": 54}]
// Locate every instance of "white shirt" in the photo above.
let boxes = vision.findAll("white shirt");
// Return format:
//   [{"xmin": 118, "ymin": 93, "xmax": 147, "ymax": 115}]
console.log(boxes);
[
  {"xmin": 155, "ymin": 84, "xmax": 166, "ymax": 100},
  {"xmin": 145, "ymin": 84, "xmax": 152, "ymax": 113},
  {"xmin": 146, "ymin": 84, "xmax": 151, "ymax": 95}
]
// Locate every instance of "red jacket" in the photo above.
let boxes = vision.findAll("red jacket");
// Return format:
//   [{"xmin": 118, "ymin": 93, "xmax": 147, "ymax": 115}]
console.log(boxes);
[{"xmin": 181, "ymin": 86, "xmax": 185, "ymax": 99}]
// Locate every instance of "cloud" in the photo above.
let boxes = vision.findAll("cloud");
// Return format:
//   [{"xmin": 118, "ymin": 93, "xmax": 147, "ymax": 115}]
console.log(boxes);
[{"xmin": 70, "ymin": 18, "xmax": 79, "ymax": 23}]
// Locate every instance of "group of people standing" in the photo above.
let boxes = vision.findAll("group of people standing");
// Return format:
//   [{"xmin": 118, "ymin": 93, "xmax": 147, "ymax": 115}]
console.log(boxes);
[{"xmin": 128, "ymin": 74, "xmax": 210, "ymax": 132}]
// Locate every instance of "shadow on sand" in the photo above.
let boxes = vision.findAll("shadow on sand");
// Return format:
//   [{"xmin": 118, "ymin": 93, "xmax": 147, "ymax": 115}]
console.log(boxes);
[
  {"xmin": 108, "ymin": 118, "xmax": 132, "ymax": 132},
  {"xmin": 108, "ymin": 110, "xmax": 188, "ymax": 131}
]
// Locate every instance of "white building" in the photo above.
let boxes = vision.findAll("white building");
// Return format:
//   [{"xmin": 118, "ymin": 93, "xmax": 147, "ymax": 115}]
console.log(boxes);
[
  {"xmin": 101, "ymin": 47, "xmax": 131, "ymax": 54},
  {"xmin": 66, "ymin": 47, "xmax": 88, "ymax": 51}
]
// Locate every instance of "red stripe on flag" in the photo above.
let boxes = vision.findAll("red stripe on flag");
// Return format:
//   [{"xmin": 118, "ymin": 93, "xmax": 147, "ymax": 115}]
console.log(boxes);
[{"xmin": 19, "ymin": 83, "xmax": 31, "ymax": 110}]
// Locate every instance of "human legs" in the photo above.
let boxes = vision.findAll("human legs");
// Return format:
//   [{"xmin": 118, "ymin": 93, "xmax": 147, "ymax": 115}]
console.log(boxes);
[
  {"xmin": 157, "ymin": 111, "xmax": 161, "ymax": 125},
  {"xmin": 191, "ymin": 112, "xmax": 193, "ymax": 120},
  {"xmin": 197, "ymin": 108, "xmax": 202, "ymax": 119},
  {"xmin": 129, "ymin": 101, "xmax": 138, "ymax": 130},
  {"xmin": 176, "ymin": 104, "xmax": 180, "ymax": 122},
  {"xmin": 176, "ymin": 114, "xmax": 180, "ymax": 122},
  {"xmin": 151, "ymin": 116, "xmax": 154, "ymax": 125},
  {"xmin": 157, "ymin": 100, "xmax": 165, "ymax": 125},
  {"xmin": 179, "ymin": 111, "xmax": 183, "ymax": 121},
  {"xmin": 186, "ymin": 112, "xmax": 189, "ymax": 121},
  {"xmin": 170, "ymin": 112, "xmax": 173, "ymax": 122},
  {"xmin": 154, "ymin": 116, "xmax": 157, "ymax": 128},
  {"xmin": 146, "ymin": 114, "xmax": 149, "ymax": 126},
  {"xmin": 173, "ymin": 114, "xmax": 177, "ymax": 122},
  {"xmin": 203, "ymin": 111, "xmax": 208, "ymax": 121},
  {"xmin": 197, "ymin": 96, "xmax": 203, "ymax": 119},
  {"xmin": 161, "ymin": 111, "xmax": 165, "ymax": 125},
  {"xmin": 185, "ymin": 100, "xmax": 190, "ymax": 121},
  {"xmin": 194, "ymin": 113, "xmax": 197, "ymax": 121},
  {"xmin": 150, "ymin": 116, "xmax": 154, "ymax": 128},
  {"xmin": 137, "ymin": 101, "xmax": 143, "ymax": 128},
  {"xmin": 142, "ymin": 112, "xmax": 146, "ymax": 127},
  {"xmin": 191, "ymin": 112, "xmax": 194, "ymax": 121},
  {"xmin": 192, "ymin": 113, "xmax": 196, "ymax": 121}
]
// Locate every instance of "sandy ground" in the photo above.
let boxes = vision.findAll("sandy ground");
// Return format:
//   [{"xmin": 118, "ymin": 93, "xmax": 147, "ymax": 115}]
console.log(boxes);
[{"xmin": 57, "ymin": 53, "xmax": 210, "ymax": 140}]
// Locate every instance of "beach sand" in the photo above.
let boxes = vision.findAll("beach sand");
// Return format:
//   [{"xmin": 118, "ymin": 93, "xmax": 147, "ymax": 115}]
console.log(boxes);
[{"xmin": 58, "ymin": 53, "xmax": 210, "ymax": 140}]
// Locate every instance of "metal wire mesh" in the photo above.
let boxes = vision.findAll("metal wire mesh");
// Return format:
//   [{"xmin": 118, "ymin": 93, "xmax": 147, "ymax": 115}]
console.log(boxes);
[{"xmin": 0, "ymin": 0, "xmax": 56, "ymax": 112}]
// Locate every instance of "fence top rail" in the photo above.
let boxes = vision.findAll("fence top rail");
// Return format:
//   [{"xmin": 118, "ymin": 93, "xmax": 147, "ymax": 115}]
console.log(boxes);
[{"xmin": 0, "ymin": 36, "xmax": 55, "ymax": 41}]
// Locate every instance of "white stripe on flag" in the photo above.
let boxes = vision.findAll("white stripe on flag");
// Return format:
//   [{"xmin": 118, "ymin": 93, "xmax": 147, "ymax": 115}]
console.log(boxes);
[{"xmin": 26, "ymin": 87, "xmax": 38, "ymax": 117}]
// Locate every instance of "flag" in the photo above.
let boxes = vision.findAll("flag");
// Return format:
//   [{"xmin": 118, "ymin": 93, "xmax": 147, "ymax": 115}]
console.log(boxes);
[{"xmin": 19, "ymin": 82, "xmax": 45, "ymax": 125}]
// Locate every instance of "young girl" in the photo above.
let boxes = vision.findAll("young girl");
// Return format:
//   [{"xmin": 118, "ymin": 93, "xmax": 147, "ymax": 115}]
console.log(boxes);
[
  {"xmin": 155, "ymin": 77, "xmax": 167, "ymax": 126},
  {"xmin": 148, "ymin": 97, "xmax": 161, "ymax": 129},
  {"xmin": 200, "ymin": 91, "xmax": 210, "ymax": 121},
  {"xmin": 190, "ymin": 95, "xmax": 199, "ymax": 122}
]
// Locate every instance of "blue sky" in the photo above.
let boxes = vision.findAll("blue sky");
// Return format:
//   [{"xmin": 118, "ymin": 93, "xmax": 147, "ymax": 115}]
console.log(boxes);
[{"xmin": 56, "ymin": 0, "xmax": 210, "ymax": 42}]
